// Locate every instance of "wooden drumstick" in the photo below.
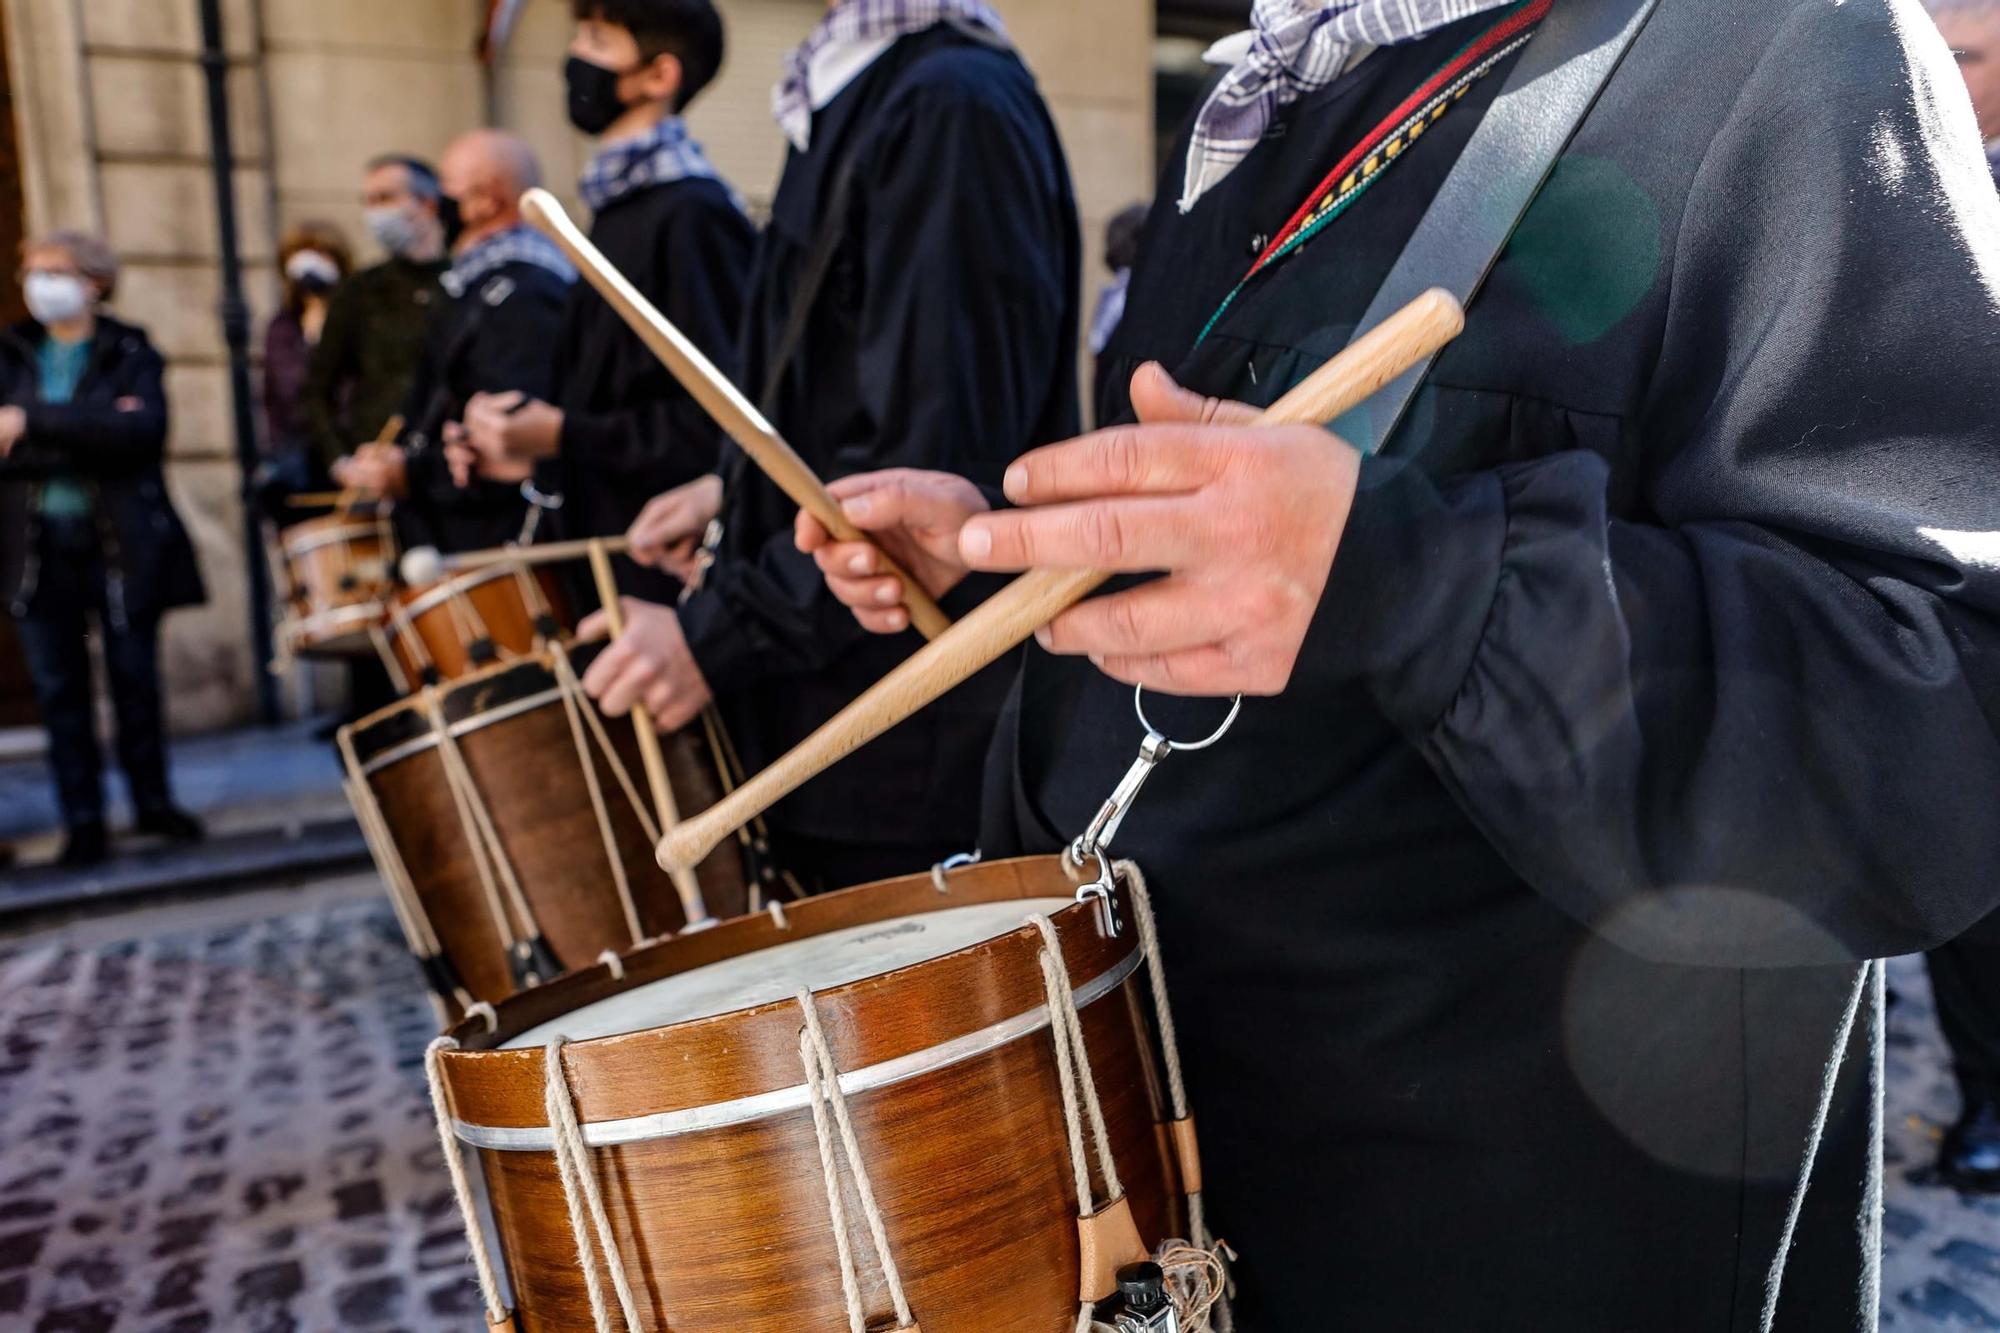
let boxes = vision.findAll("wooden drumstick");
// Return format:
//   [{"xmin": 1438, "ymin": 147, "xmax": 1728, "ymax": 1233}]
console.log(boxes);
[
  {"xmin": 658, "ymin": 288, "xmax": 1467, "ymax": 874},
  {"xmin": 334, "ymin": 413, "xmax": 406, "ymax": 512},
  {"xmin": 587, "ymin": 538, "xmax": 716, "ymax": 930},
  {"xmin": 520, "ymin": 187, "xmax": 954, "ymax": 641},
  {"xmin": 401, "ymin": 537, "xmax": 633, "ymax": 584}
]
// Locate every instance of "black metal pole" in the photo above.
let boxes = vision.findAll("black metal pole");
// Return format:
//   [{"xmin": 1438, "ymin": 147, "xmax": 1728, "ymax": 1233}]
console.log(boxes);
[{"xmin": 197, "ymin": 0, "xmax": 281, "ymax": 726}]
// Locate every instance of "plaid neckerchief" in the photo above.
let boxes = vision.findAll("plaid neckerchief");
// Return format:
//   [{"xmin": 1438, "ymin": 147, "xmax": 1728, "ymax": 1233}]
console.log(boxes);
[
  {"xmin": 771, "ymin": 0, "xmax": 1009, "ymax": 152},
  {"xmin": 578, "ymin": 115, "xmax": 740, "ymax": 214},
  {"xmin": 441, "ymin": 224, "xmax": 575, "ymax": 299},
  {"xmin": 1180, "ymin": 0, "xmax": 1521, "ymax": 213}
]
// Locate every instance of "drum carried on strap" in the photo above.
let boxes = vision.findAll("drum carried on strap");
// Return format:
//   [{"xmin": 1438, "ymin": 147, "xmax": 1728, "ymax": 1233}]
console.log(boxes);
[
  {"xmin": 382, "ymin": 560, "xmax": 572, "ymax": 688},
  {"xmin": 423, "ymin": 856, "xmax": 1218, "ymax": 1333},
  {"xmin": 274, "ymin": 510, "xmax": 397, "ymax": 660},
  {"xmin": 338, "ymin": 647, "xmax": 749, "ymax": 1017}
]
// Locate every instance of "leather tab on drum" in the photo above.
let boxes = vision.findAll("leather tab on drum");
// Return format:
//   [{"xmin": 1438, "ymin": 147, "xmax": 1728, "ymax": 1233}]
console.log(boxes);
[
  {"xmin": 1170, "ymin": 1116, "xmax": 1203, "ymax": 1196},
  {"xmin": 1076, "ymin": 1194, "xmax": 1148, "ymax": 1303}
]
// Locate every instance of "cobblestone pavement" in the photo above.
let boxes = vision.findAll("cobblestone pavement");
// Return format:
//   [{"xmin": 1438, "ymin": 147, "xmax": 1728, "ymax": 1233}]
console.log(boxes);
[{"xmin": 0, "ymin": 886, "xmax": 1993, "ymax": 1330}]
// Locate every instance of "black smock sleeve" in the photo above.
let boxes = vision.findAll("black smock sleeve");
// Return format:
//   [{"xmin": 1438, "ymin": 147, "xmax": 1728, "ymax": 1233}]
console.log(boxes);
[
  {"xmin": 681, "ymin": 61, "xmax": 1071, "ymax": 684},
  {"xmin": 1303, "ymin": 0, "xmax": 2000, "ymax": 968},
  {"xmin": 301, "ymin": 280, "xmax": 361, "ymax": 472},
  {"xmin": 555, "ymin": 194, "xmax": 752, "ymax": 479}
]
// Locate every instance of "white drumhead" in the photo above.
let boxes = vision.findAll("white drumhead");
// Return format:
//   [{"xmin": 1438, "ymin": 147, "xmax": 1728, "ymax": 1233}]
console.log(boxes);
[{"xmin": 505, "ymin": 898, "xmax": 1072, "ymax": 1049}]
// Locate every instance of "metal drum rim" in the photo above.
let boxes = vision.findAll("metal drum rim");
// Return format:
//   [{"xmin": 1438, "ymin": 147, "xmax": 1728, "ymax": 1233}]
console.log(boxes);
[
  {"xmin": 281, "ymin": 522, "xmax": 387, "ymax": 557},
  {"xmin": 395, "ymin": 562, "xmax": 530, "ymax": 621}
]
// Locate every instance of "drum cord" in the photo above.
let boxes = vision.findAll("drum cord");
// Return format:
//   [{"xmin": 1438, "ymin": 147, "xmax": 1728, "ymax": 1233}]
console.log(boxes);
[
  {"xmin": 424, "ymin": 690, "xmax": 547, "ymax": 968},
  {"xmin": 1119, "ymin": 862, "xmax": 1210, "ymax": 1252},
  {"xmin": 425, "ymin": 1035, "xmax": 513, "ymax": 1330},
  {"xmin": 544, "ymin": 1039, "xmax": 645, "ymax": 1332},
  {"xmin": 549, "ymin": 646, "xmax": 648, "ymax": 946},
  {"xmin": 796, "ymin": 991, "xmax": 918, "ymax": 1333},
  {"xmin": 551, "ymin": 645, "xmax": 665, "ymax": 847}
]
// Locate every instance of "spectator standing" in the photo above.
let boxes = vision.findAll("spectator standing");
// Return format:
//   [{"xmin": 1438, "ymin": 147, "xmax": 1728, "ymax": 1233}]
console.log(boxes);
[
  {"xmin": 0, "ymin": 232, "xmax": 205, "ymax": 866},
  {"xmin": 258, "ymin": 221, "xmax": 350, "ymax": 506},
  {"xmin": 303, "ymin": 156, "xmax": 447, "ymax": 486}
]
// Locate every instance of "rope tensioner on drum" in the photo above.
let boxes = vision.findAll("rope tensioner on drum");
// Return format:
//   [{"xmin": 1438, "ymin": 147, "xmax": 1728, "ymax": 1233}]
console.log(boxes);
[
  {"xmin": 545, "ymin": 1037, "xmax": 644, "ymax": 1333},
  {"xmin": 1028, "ymin": 914, "xmax": 1148, "ymax": 1332},
  {"xmin": 548, "ymin": 643, "xmax": 647, "ymax": 946},
  {"xmin": 796, "ymin": 989, "xmax": 919, "ymax": 1333},
  {"xmin": 424, "ymin": 1037, "xmax": 514, "ymax": 1331},
  {"xmin": 1120, "ymin": 861, "xmax": 1210, "ymax": 1250}
]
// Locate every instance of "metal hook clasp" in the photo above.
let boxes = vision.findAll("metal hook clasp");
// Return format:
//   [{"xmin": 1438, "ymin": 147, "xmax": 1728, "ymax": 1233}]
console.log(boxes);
[
  {"xmin": 1066, "ymin": 687, "xmax": 1242, "ymax": 937},
  {"xmin": 516, "ymin": 481, "xmax": 565, "ymax": 546}
]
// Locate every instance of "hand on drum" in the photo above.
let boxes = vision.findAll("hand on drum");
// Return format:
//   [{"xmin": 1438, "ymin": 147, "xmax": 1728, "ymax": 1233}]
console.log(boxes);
[
  {"xmin": 627, "ymin": 474, "xmax": 724, "ymax": 578},
  {"xmin": 332, "ymin": 442, "xmax": 408, "ymax": 499},
  {"xmin": 464, "ymin": 390, "xmax": 563, "ymax": 464},
  {"xmin": 802, "ymin": 362, "xmax": 1362, "ymax": 696},
  {"xmin": 577, "ymin": 597, "xmax": 713, "ymax": 732},
  {"xmin": 793, "ymin": 470, "xmax": 992, "ymax": 633}
]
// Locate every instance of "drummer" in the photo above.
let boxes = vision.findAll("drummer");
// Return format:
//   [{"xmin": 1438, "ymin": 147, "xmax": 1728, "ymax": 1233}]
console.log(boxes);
[
  {"xmin": 335, "ymin": 130, "xmax": 575, "ymax": 556},
  {"xmin": 580, "ymin": 0, "xmax": 1081, "ymax": 892},
  {"xmin": 792, "ymin": 0, "xmax": 2000, "ymax": 1327}
]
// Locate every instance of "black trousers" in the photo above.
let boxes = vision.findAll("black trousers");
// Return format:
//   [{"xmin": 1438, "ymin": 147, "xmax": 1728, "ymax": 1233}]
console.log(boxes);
[
  {"xmin": 1927, "ymin": 907, "xmax": 2000, "ymax": 1103},
  {"xmin": 14, "ymin": 517, "xmax": 173, "ymax": 829}
]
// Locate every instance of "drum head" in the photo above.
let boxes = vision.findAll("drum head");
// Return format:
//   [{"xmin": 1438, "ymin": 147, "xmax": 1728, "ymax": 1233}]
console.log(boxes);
[{"xmin": 505, "ymin": 898, "xmax": 1073, "ymax": 1050}]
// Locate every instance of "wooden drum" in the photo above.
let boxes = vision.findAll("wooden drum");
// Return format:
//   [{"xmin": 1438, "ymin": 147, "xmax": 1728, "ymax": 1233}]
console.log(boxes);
[
  {"xmin": 425, "ymin": 857, "xmax": 1204, "ymax": 1333},
  {"xmin": 275, "ymin": 511, "xmax": 396, "ymax": 659},
  {"xmin": 383, "ymin": 562, "xmax": 572, "ymax": 688},
  {"xmin": 338, "ymin": 650, "xmax": 749, "ymax": 1014}
]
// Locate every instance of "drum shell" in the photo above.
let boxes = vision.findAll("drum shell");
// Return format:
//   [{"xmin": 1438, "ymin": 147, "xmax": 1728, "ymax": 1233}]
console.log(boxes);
[
  {"xmin": 386, "ymin": 564, "xmax": 573, "ymax": 684},
  {"xmin": 437, "ymin": 858, "xmax": 1185, "ymax": 1333},
  {"xmin": 278, "ymin": 515, "xmax": 393, "ymax": 656},
  {"xmin": 350, "ymin": 656, "xmax": 747, "ymax": 1008}
]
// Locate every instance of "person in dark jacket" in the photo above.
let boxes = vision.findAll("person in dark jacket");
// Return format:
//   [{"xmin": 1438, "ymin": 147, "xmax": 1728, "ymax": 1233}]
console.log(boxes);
[
  {"xmin": 256, "ymin": 221, "xmax": 350, "ymax": 511},
  {"xmin": 303, "ymin": 156, "xmax": 447, "ymax": 484},
  {"xmin": 580, "ymin": 0, "xmax": 1080, "ymax": 893},
  {"xmin": 799, "ymin": 0, "xmax": 2000, "ymax": 1327},
  {"xmin": 358, "ymin": 130, "xmax": 573, "ymax": 556},
  {"xmin": 0, "ymin": 232, "xmax": 204, "ymax": 866},
  {"xmin": 459, "ymin": 0, "xmax": 753, "ymax": 606}
]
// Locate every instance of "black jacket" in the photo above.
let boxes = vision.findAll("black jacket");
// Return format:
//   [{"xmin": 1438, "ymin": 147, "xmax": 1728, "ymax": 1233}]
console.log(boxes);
[
  {"xmin": 680, "ymin": 25, "xmax": 1080, "ymax": 846},
  {"xmin": 300, "ymin": 255, "xmax": 445, "ymax": 476},
  {"xmin": 0, "ymin": 315, "xmax": 203, "ymax": 622},
  {"xmin": 541, "ymin": 176, "xmax": 754, "ymax": 604},
  {"xmin": 990, "ymin": 1, "xmax": 2000, "ymax": 1328},
  {"xmin": 397, "ymin": 253, "xmax": 570, "ymax": 555}
]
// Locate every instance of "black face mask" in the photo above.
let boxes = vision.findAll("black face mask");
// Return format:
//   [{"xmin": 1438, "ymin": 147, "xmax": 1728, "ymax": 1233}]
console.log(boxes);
[
  {"xmin": 566, "ymin": 54, "xmax": 635, "ymax": 136},
  {"xmin": 437, "ymin": 194, "xmax": 465, "ymax": 250}
]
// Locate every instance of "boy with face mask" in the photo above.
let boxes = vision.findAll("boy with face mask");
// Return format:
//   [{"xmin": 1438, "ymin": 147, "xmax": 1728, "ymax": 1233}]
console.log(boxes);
[{"xmin": 459, "ymin": 0, "xmax": 752, "ymax": 604}]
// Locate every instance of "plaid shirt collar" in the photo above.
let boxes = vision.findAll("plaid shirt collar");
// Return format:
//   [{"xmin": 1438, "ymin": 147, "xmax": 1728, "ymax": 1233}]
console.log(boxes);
[
  {"xmin": 771, "ymin": 0, "xmax": 1010, "ymax": 152},
  {"xmin": 441, "ymin": 224, "xmax": 576, "ymax": 300},
  {"xmin": 578, "ymin": 115, "xmax": 740, "ymax": 215},
  {"xmin": 1180, "ymin": 0, "xmax": 1520, "ymax": 213}
]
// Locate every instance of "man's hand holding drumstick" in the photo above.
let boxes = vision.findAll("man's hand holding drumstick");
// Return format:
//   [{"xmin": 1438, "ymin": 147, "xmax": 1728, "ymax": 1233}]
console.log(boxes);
[{"xmin": 797, "ymin": 361, "xmax": 1359, "ymax": 698}]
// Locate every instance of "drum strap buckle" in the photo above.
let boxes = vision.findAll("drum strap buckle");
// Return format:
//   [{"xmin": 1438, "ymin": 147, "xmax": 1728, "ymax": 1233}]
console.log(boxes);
[{"xmin": 1067, "ymin": 688, "xmax": 1242, "ymax": 937}]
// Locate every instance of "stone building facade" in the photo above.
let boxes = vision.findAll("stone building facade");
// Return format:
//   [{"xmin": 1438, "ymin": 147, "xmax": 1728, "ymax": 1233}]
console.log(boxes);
[{"xmin": 0, "ymin": 0, "xmax": 1155, "ymax": 733}]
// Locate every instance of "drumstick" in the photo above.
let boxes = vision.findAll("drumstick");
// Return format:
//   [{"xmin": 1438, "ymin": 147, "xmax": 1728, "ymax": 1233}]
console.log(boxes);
[
  {"xmin": 334, "ymin": 413, "xmax": 406, "ymax": 512},
  {"xmin": 658, "ymin": 288, "xmax": 1466, "ymax": 873},
  {"xmin": 400, "ymin": 537, "xmax": 631, "ymax": 585},
  {"xmin": 587, "ymin": 538, "xmax": 717, "ymax": 930},
  {"xmin": 519, "ymin": 187, "xmax": 953, "ymax": 642}
]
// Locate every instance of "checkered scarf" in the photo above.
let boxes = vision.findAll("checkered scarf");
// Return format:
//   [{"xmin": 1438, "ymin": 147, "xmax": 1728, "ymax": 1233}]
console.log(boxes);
[
  {"xmin": 772, "ymin": 0, "xmax": 1009, "ymax": 151},
  {"xmin": 578, "ymin": 116, "xmax": 739, "ymax": 214},
  {"xmin": 1180, "ymin": 0, "xmax": 1520, "ymax": 213},
  {"xmin": 441, "ymin": 224, "xmax": 575, "ymax": 299}
]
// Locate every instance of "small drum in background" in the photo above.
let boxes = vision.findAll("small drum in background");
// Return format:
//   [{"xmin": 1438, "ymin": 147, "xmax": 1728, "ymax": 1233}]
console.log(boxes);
[
  {"xmin": 382, "ymin": 561, "xmax": 572, "ymax": 688},
  {"xmin": 424, "ymin": 857, "xmax": 1210, "ymax": 1333},
  {"xmin": 274, "ymin": 511, "xmax": 396, "ymax": 659},
  {"xmin": 339, "ymin": 649, "xmax": 750, "ymax": 1016}
]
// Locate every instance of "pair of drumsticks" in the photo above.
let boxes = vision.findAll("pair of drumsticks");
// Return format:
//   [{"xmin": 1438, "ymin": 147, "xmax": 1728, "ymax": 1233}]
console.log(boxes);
[{"xmin": 519, "ymin": 189, "xmax": 1465, "ymax": 878}]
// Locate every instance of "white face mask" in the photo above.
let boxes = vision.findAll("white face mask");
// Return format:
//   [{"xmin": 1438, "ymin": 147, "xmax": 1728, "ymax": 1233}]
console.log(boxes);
[
  {"xmin": 364, "ymin": 205, "xmax": 425, "ymax": 260},
  {"xmin": 24, "ymin": 272, "xmax": 91, "ymax": 326},
  {"xmin": 285, "ymin": 249, "xmax": 341, "ymax": 291}
]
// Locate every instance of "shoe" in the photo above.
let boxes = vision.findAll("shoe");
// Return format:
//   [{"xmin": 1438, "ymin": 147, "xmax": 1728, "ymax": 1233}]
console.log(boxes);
[
  {"xmin": 58, "ymin": 822, "xmax": 109, "ymax": 868},
  {"xmin": 135, "ymin": 805, "xmax": 206, "ymax": 844},
  {"xmin": 1938, "ymin": 1094, "xmax": 2000, "ymax": 1195}
]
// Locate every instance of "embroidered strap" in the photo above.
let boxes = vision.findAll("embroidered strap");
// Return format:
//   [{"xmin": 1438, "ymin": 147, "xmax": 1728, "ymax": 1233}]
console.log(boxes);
[{"xmin": 1197, "ymin": 0, "xmax": 1551, "ymax": 347}]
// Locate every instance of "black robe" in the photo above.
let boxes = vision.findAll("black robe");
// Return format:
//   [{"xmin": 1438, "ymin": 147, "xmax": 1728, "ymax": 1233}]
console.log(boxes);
[
  {"xmin": 539, "ymin": 174, "xmax": 754, "ymax": 604},
  {"xmin": 984, "ymin": 2, "xmax": 2000, "ymax": 1328},
  {"xmin": 396, "ymin": 255, "xmax": 569, "ymax": 555},
  {"xmin": 679, "ymin": 24, "xmax": 1080, "ymax": 854}
]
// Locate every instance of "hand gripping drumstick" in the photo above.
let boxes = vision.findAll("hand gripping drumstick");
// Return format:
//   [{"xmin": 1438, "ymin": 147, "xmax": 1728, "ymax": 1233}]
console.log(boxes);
[
  {"xmin": 520, "ymin": 187, "xmax": 953, "ymax": 641},
  {"xmin": 587, "ymin": 538, "xmax": 717, "ymax": 931},
  {"xmin": 658, "ymin": 288, "xmax": 1467, "ymax": 873}
]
